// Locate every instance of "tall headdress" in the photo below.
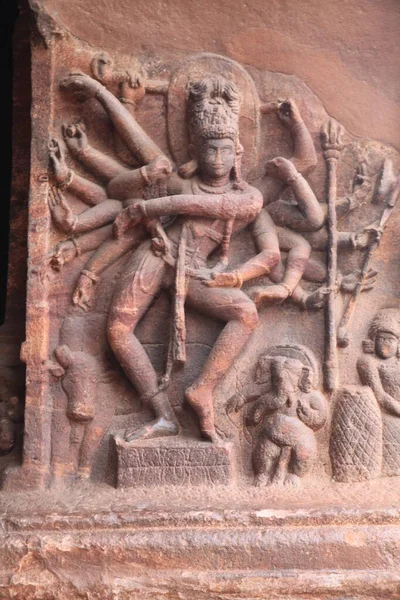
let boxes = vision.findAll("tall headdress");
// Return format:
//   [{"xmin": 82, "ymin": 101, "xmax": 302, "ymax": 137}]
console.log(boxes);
[
  {"xmin": 179, "ymin": 75, "xmax": 244, "ymax": 184},
  {"xmin": 187, "ymin": 76, "xmax": 240, "ymax": 143}
]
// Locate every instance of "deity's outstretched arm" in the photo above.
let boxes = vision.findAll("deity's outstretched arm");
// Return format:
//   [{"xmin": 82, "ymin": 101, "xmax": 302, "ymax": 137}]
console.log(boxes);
[
  {"xmin": 49, "ymin": 138, "xmax": 108, "ymax": 206},
  {"xmin": 62, "ymin": 122, "xmax": 129, "ymax": 183},
  {"xmin": 227, "ymin": 382, "xmax": 271, "ymax": 413},
  {"xmin": 48, "ymin": 186, "xmax": 122, "ymax": 236},
  {"xmin": 119, "ymin": 188, "xmax": 263, "ymax": 223},
  {"xmin": 61, "ymin": 73, "xmax": 167, "ymax": 165},
  {"xmin": 82, "ymin": 233, "xmax": 140, "ymax": 277},
  {"xmin": 357, "ymin": 355, "xmax": 400, "ymax": 417}
]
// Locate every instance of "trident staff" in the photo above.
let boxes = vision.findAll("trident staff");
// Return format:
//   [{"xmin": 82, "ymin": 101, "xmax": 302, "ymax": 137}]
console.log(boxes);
[
  {"xmin": 337, "ymin": 173, "xmax": 400, "ymax": 347},
  {"xmin": 321, "ymin": 119, "xmax": 345, "ymax": 391}
]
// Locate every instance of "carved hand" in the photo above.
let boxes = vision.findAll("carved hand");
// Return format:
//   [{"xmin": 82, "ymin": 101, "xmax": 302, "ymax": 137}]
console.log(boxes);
[
  {"xmin": 201, "ymin": 271, "xmax": 240, "ymax": 288},
  {"xmin": 60, "ymin": 72, "xmax": 103, "ymax": 101},
  {"xmin": 48, "ymin": 139, "xmax": 69, "ymax": 185},
  {"xmin": 50, "ymin": 240, "xmax": 77, "ymax": 271},
  {"xmin": 113, "ymin": 203, "xmax": 142, "ymax": 238},
  {"xmin": 302, "ymin": 287, "xmax": 329, "ymax": 310},
  {"xmin": 62, "ymin": 122, "xmax": 88, "ymax": 155},
  {"xmin": 226, "ymin": 394, "xmax": 244, "ymax": 414},
  {"xmin": 146, "ymin": 156, "xmax": 173, "ymax": 184},
  {"xmin": 353, "ymin": 162, "xmax": 371, "ymax": 193},
  {"xmin": 321, "ymin": 119, "xmax": 345, "ymax": 155},
  {"xmin": 72, "ymin": 273, "xmax": 96, "ymax": 311},
  {"xmin": 265, "ymin": 156, "xmax": 299, "ymax": 183},
  {"xmin": 277, "ymin": 99, "xmax": 303, "ymax": 129},
  {"xmin": 340, "ymin": 269, "xmax": 378, "ymax": 293},
  {"xmin": 48, "ymin": 187, "xmax": 76, "ymax": 234},
  {"xmin": 353, "ymin": 223, "xmax": 383, "ymax": 249},
  {"xmin": 120, "ymin": 71, "xmax": 146, "ymax": 105}
]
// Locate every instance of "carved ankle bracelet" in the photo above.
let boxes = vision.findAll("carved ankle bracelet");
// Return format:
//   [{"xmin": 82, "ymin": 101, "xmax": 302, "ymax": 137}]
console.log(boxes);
[
  {"xmin": 140, "ymin": 166, "xmax": 150, "ymax": 186},
  {"xmin": 234, "ymin": 271, "xmax": 243, "ymax": 288},
  {"xmin": 82, "ymin": 270, "xmax": 99, "ymax": 283},
  {"xmin": 281, "ymin": 283, "xmax": 293, "ymax": 297}
]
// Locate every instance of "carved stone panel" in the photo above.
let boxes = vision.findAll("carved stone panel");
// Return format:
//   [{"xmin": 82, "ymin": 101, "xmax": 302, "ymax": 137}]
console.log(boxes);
[{"xmin": 1, "ymin": 1, "xmax": 400, "ymax": 597}]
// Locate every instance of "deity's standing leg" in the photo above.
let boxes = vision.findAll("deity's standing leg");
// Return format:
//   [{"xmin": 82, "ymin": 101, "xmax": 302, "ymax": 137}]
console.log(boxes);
[
  {"xmin": 185, "ymin": 281, "xmax": 259, "ymax": 441},
  {"xmin": 252, "ymin": 435, "xmax": 281, "ymax": 486},
  {"xmin": 107, "ymin": 241, "xmax": 179, "ymax": 441}
]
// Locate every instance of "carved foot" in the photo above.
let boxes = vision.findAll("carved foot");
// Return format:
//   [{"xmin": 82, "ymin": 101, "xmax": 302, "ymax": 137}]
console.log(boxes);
[
  {"xmin": 250, "ymin": 284, "xmax": 289, "ymax": 305},
  {"xmin": 254, "ymin": 474, "xmax": 273, "ymax": 487},
  {"xmin": 186, "ymin": 385, "xmax": 215, "ymax": 438},
  {"xmin": 124, "ymin": 417, "xmax": 179, "ymax": 442},
  {"xmin": 201, "ymin": 426, "xmax": 226, "ymax": 445},
  {"xmin": 284, "ymin": 473, "xmax": 301, "ymax": 487}
]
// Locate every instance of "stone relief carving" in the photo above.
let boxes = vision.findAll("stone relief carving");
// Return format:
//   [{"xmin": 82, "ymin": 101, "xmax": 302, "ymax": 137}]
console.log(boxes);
[
  {"xmin": 227, "ymin": 345, "xmax": 327, "ymax": 486},
  {"xmin": 331, "ymin": 308, "xmax": 400, "ymax": 482},
  {"xmin": 7, "ymin": 47, "xmax": 400, "ymax": 490}
]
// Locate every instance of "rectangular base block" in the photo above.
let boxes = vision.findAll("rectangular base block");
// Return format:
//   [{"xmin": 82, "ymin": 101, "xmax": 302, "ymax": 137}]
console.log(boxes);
[{"xmin": 114, "ymin": 436, "xmax": 235, "ymax": 487}]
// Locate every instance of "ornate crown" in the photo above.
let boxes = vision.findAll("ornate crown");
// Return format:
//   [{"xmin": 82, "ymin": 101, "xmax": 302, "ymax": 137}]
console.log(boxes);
[{"xmin": 187, "ymin": 75, "xmax": 240, "ymax": 143}]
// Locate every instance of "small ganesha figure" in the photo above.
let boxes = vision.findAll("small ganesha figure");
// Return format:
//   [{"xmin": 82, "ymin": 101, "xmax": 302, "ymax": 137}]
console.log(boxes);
[{"xmin": 227, "ymin": 345, "xmax": 328, "ymax": 486}]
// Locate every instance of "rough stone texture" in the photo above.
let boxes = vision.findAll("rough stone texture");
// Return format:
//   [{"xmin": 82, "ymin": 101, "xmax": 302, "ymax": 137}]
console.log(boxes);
[
  {"xmin": 116, "ymin": 437, "xmax": 235, "ymax": 487},
  {"xmin": 1, "ymin": 0, "xmax": 400, "ymax": 597}
]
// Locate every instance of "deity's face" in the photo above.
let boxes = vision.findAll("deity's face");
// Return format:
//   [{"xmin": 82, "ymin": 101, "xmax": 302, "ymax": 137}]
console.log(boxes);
[
  {"xmin": 271, "ymin": 357, "xmax": 303, "ymax": 394},
  {"xmin": 197, "ymin": 138, "xmax": 235, "ymax": 180},
  {"xmin": 375, "ymin": 331, "xmax": 398, "ymax": 359}
]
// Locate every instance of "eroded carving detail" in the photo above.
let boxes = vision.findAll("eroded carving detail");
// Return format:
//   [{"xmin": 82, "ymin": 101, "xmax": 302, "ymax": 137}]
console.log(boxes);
[
  {"xmin": 331, "ymin": 308, "xmax": 400, "ymax": 481},
  {"xmin": 227, "ymin": 345, "xmax": 328, "ymax": 486}
]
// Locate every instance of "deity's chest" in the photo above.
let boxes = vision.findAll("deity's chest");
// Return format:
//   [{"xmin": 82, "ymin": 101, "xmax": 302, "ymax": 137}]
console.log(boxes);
[{"xmin": 378, "ymin": 360, "xmax": 400, "ymax": 397}]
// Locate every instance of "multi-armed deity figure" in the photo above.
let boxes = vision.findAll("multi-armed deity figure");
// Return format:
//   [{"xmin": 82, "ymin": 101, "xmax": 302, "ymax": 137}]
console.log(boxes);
[
  {"xmin": 47, "ymin": 56, "xmax": 382, "ymax": 450},
  {"xmin": 50, "ymin": 67, "xmax": 336, "ymax": 445}
]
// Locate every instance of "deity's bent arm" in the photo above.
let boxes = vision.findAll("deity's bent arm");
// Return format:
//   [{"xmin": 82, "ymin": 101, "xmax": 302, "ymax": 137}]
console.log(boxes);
[
  {"xmin": 290, "ymin": 119, "xmax": 318, "ymax": 175},
  {"xmin": 70, "ymin": 144, "xmax": 129, "ymax": 183},
  {"xmin": 231, "ymin": 210, "xmax": 280, "ymax": 283},
  {"xmin": 266, "ymin": 173, "xmax": 324, "ymax": 233},
  {"xmin": 61, "ymin": 73, "xmax": 168, "ymax": 164},
  {"xmin": 71, "ymin": 200, "xmax": 123, "ymax": 235},
  {"xmin": 72, "ymin": 225, "xmax": 114, "ymax": 254},
  {"xmin": 357, "ymin": 356, "xmax": 400, "ymax": 417},
  {"xmin": 81, "ymin": 232, "xmax": 143, "ymax": 277}
]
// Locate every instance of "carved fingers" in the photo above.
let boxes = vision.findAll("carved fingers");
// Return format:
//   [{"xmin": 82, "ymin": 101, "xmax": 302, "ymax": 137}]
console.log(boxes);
[
  {"xmin": 62, "ymin": 122, "xmax": 88, "ymax": 155},
  {"xmin": 353, "ymin": 161, "xmax": 371, "ymax": 191},
  {"xmin": 303, "ymin": 286, "xmax": 330, "ymax": 310},
  {"xmin": 48, "ymin": 187, "xmax": 76, "ymax": 234},
  {"xmin": 146, "ymin": 155, "xmax": 173, "ymax": 183},
  {"xmin": 60, "ymin": 72, "xmax": 103, "ymax": 101},
  {"xmin": 50, "ymin": 240, "xmax": 77, "ymax": 272},
  {"xmin": 48, "ymin": 138, "xmax": 70, "ymax": 184},
  {"xmin": 72, "ymin": 274, "xmax": 96, "ymax": 311},
  {"xmin": 353, "ymin": 222, "xmax": 383, "ymax": 249},
  {"xmin": 91, "ymin": 51, "xmax": 114, "ymax": 85},
  {"xmin": 113, "ymin": 205, "xmax": 141, "ymax": 238},
  {"xmin": 265, "ymin": 156, "xmax": 298, "ymax": 182},
  {"xmin": 320, "ymin": 119, "xmax": 345, "ymax": 154},
  {"xmin": 277, "ymin": 99, "xmax": 303, "ymax": 128},
  {"xmin": 340, "ymin": 269, "xmax": 378, "ymax": 294}
]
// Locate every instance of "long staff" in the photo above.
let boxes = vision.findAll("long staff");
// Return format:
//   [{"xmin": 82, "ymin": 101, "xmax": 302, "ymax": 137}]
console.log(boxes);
[
  {"xmin": 321, "ymin": 120, "xmax": 345, "ymax": 391},
  {"xmin": 337, "ymin": 175, "xmax": 400, "ymax": 347}
]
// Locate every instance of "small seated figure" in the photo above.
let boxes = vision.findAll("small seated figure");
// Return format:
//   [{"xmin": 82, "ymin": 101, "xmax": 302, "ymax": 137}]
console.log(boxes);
[
  {"xmin": 227, "ymin": 345, "xmax": 328, "ymax": 486},
  {"xmin": 357, "ymin": 308, "xmax": 400, "ymax": 477}
]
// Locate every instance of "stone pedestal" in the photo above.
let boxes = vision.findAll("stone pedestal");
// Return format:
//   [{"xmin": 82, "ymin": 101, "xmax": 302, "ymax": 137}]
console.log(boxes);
[{"xmin": 115, "ymin": 436, "xmax": 235, "ymax": 487}]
